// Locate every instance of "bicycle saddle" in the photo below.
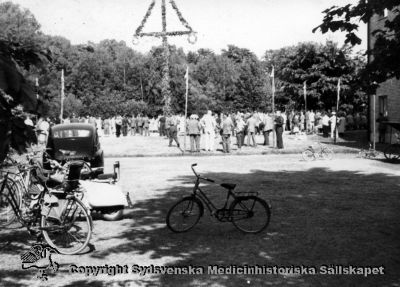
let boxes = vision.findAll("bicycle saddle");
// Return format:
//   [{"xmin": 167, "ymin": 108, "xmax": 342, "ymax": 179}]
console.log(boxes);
[{"xmin": 220, "ymin": 183, "xmax": 236, "ymax": 190}]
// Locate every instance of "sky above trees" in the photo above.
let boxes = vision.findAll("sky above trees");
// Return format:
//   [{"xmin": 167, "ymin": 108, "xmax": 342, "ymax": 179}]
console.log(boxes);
[{"xmin": 10, "ymin": 0, "xmax": 367, "ymax": 57}]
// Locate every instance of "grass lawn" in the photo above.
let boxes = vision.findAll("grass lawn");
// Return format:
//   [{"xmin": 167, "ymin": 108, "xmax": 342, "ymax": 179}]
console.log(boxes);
[{"xmin": 1, "ymin": 155, "xmax": 399, "ymax": 286}]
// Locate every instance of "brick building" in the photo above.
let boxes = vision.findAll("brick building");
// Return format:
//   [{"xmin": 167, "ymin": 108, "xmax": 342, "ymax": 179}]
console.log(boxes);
[{"xmin": 368, "ymin": 7, "xmax": 400, "ymax": 143}]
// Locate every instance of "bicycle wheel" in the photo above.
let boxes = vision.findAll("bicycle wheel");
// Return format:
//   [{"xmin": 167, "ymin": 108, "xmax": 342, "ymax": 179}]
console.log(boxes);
[
  {"xmin": 0, "ymin": 179, "xmax": 21, "ymax": 227},
  {"xmin": 321, "ymin": 148, "xmax": 334, "ymax": 160},
  {"xmin": 41, "ymin": 196, "xmax": 92, "ymax": 255},
  {"xmin": 166, "ymin": 197, "xmax": 202, "ymax": 233},
  {"xmin": 230, "ymin": 196, "xmax": 271, "ymax": 234},
  {"xmin": 384, "ymin": 144, "xmax": 400, "ymax": 161},
  {"xmin": 302, "ymin": 149, "xmax": 315, "ymax": 161}
]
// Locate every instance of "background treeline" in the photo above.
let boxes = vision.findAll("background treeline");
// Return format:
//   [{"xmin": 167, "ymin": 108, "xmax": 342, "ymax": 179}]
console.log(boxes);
[{"xmin": 1, "ymin": 1, "xmax": 367, "ymax": 119}]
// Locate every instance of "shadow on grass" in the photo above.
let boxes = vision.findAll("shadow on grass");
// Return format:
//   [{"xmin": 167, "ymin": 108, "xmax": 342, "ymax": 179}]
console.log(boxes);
[
  {"xmin": 96, "ymin": 168, "xmax": 399, "ymax": 286},
  {"xmin": 0, "ymin": 228, "xmax": 38, "ymax": 255},
  {"xmin": 2, "ymin": 167, "xmax": 400, "ymax": 286},
  {"xmin": 331, "ymin": 130, "xmax": 391, "ymax": 155}
]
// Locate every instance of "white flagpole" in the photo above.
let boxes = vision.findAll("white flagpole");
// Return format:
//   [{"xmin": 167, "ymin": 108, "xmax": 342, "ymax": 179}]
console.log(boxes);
[
  {"xmin": 334, "ymin": 78, "xmax": 340, "ymax": 143},
  {"xmin": 184, "ymin": 66, "xmax": 189, "ymax": 153},
  {"xmin": 304, "ymin": 81, "xmax": 307, "ymax": 112},
  {"xmin": 60, "ymin": 69, "xmax": 65, "ymax": 123},
  {"xmin": 337, "ymin": 78, "xmax": 340, "ymax": 112},
  {"xmin": 271, "ymin": 66, "xmax": 276, "ymax": 148},
  {"xmin": 372, "ymin": 94, "xmax": 376, "ymax": 150}
]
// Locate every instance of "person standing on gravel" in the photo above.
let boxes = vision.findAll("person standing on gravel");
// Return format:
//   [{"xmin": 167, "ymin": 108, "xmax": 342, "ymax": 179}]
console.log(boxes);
[
  {"xmin": 274, "ymin": 111, "xmax": 284, "ymax": 149},
  {"xmin": 168, "ymin": 115, "xmax": 180, "ymax": 148},
  {"xmin": 309, "ymin": 110, "xmax": 315, "ymax": 133},
  {"xmin": 143, "ymin": 115, "xmax": 150, "ymax": 136},
  {"xmin": 221, "ymin": 113, "xmax": 234, "ymax": 153},
  {"xmin": 246, "ymin": 113, "xmax": 258, "ymax": 147},
  {"xmin": 235, "ymin": 114, "xmax": 245, "ymax": 150},
  {"xmin": 159, "ymin": 114, "xmax": 166, "ymax": 137},
  {"xmin": 122, "ymin": 115, "xmax": 129, "ymax": 136},
  {"xmin": 329, "ymin": 112, "xmax": 338, "ymax": 139},
  {"xmin": 115, "ymin": 115, "xmax": 122, "ymax": 138},
  {"xmin": 103, "ymin": 118, "xmax": 111, "ymax": 136},
  {"xmin": 322, "ymin": 112, "xmax": 330, "ymax": 137},
  {"xmin": 187, "ymin": 114, "xmax": 202, "ymax": 152},
  {"xmin": 263, "ymin": 111, "xmax": 274, "ymax": 146},
  {"xmin": 200, "ymin": 110, "xmax": 216, "ymax": 152},
  {"xmin": 131, "ymin": 115, "xmax": 136, "ymax": 136},
  {"xmin": 137, "ymin": 114, "xmax": 144, "ymax": 136}
]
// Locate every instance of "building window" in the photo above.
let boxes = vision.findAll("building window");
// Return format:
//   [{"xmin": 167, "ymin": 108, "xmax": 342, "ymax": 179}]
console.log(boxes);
[{"xmin": 379, "ymin": 95, "xmax": 388, "ymax": 116}]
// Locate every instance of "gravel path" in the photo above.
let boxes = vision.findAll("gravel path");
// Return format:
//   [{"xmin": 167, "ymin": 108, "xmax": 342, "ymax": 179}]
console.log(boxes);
[
  {"xmin": 1, "ymin": 154, "xmax": 399, "ymax": 287},
  {"xmin": 100, "ymin": 132, "xmax": 362, "ymax": 157}
]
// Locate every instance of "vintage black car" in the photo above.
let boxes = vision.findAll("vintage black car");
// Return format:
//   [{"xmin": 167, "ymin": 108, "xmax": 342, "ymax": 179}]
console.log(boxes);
[{"xmin": 46, "ymin": 123, "xmax": 104, "ymax": 168}]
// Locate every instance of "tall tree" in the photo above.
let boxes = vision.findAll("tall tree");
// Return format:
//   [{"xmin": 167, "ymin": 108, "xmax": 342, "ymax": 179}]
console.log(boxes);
[
  {"xmin": 264, "ymin": 41, "xmax": 367, "ymax": 111},
  {"xmin": 0, "ymin": 2, "xmax": 49, "ymax": 161},
  {"xmin": 313, "ymin": 0, "xmax": 400, "ymax": 89}
]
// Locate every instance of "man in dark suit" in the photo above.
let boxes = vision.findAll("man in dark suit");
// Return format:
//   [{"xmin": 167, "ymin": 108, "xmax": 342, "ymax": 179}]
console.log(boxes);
[
  {"xmin": 274, "ymin": 110, "xmax": 284, "ymax": 149},
  {"xmin": 159, "ymin": 115, "xmax": 166, "ymax": 137},
  {"xmin": 168, "ymin": 115, "xmax": 180, "ymax": 148}
]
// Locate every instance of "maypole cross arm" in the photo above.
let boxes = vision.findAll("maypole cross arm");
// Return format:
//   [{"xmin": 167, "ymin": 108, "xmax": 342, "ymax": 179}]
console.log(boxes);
[{"xmin": 138, "ymin": 31, "xmax": 192, "ymax": 37}]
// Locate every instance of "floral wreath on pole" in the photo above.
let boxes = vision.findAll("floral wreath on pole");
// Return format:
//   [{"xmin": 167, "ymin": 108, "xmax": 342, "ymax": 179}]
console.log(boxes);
[{"xmin": 132, "ymin": 0, "xmax": 197, "ymax": 45}]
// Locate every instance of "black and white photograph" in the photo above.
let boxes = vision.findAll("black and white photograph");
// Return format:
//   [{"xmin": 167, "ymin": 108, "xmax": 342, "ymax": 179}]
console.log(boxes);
[{"xmin": 0, "ymin": 0, "xmax": 399, "ymax": 286}]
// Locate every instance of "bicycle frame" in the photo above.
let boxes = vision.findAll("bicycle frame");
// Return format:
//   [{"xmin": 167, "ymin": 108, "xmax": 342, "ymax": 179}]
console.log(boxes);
[
  {"xmin": 190, "ymin": 164, "xmax": 239, "ymax": 215},
  {"xmin": 310, "ymin": 142, "xmax": 330, "ymax": 155},
  {"xmin": 11, "ymin": 164, "xmax": 35, "ymax": 198},
  {"xmin": 166, "ymin": 164, "xmax": 271, "ymax": 234},
  {"xmin": 192, "ymin": 178, "xmax": 231, "ymax": 214},
  {"xmin": 0, "ymin": 172, "xmax": 43, "ymax": 227}
]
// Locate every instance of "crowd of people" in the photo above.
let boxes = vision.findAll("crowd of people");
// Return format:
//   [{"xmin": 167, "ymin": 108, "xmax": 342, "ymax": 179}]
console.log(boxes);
[
  {"xmin": 30, "ymin": 109, "xmax": 371, "ymax": 153},
  {"xmin": 156, "ymin": 109, "xmax": 368, "ymax": 153}
]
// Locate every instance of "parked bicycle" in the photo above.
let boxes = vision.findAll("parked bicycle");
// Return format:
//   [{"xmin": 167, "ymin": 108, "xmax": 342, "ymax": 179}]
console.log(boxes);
[
  {"xmin": 357, "ymin": 143, "xmax": 379, "ymax": 159},
  {"xmin": 166, "ymin": 164, "xmax": 271, "ymax": 234},
  {"xmin": 302, "ymin": 142, "xmax": 334, "ymax": 161},
  {"xmin": 384, "ymin": 133, "xmax": 400, "ymax": 161},
  {"xmin": 0, "ymin": 154, "xmax": 93, "ymax": 255},
  {"xmin": 0, "ymin": 152, "xmax": 43, "ymax": 227}
]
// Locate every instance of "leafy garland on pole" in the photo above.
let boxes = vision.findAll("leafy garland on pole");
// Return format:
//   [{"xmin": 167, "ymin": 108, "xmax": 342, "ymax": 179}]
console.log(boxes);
[
  {"xmin": 169, "ymin": 0, "xmax": 192, "ymax": 32},
  {"xmin": 133, "ymin": 0, "xmax": 197, "ymax": 114},
  {"xmin": 134, "ymin": 0, "xmax": 156, "ymax": 36},
  {"xmin": 161, "ymin": 0, "xmax": 171, "ymax": 115}
]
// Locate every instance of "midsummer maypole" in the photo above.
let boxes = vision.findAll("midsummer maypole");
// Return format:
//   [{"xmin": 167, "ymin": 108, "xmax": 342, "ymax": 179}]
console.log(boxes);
[{"xmin": 132, "ymin": 0, "xmax": 197, "ymax": 115}]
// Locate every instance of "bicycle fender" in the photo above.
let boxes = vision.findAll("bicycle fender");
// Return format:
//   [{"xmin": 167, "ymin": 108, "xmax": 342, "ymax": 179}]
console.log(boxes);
[{"xmin": 229, "ymin": 195, "xmax": 268, "ymax": 210}]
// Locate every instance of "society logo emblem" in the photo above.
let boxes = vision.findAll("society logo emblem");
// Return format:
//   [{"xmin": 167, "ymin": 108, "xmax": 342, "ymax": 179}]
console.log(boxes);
[{"xmin": 20, "ymin": 244, "xmax": 60, "ymax": 281}]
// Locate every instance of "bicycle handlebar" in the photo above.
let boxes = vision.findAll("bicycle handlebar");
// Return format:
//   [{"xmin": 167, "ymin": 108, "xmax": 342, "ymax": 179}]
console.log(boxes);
[
  {"xmin": 191, "ymin": 164, "xmax": 215, "ymax": 183},
  {"xmin": 201, "ymin": 177, "xmax": 215, "ymax": 183},
  {"xmin": 191, "ymin": 163, "xmax": 198, "ymax": 176}
]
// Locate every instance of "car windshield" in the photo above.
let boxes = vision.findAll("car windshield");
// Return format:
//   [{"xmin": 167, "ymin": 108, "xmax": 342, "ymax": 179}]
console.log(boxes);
[{"xmin": 53, "ymin": 129, "xmax": 91, "ymax": 138}]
